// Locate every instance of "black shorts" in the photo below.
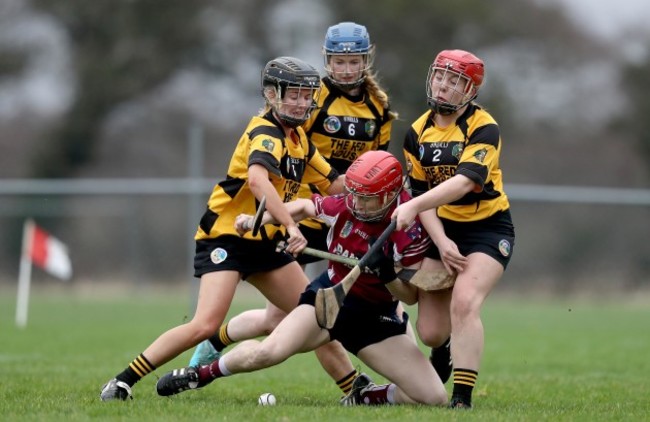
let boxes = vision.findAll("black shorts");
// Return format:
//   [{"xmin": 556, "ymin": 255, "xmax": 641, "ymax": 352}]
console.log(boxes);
[
  {"xmin": 194, "ymin": 235, "xmax": 295, "ymax": 280},
  {"xmin": 426, "ymin": 209, "xmax": 516, "ymax": 269},
  {"xmin": 295, "ymin": 221, "xmax": 329, "ymax": 266},
  {"xmin": 299, "ymin": 272, "xmax": 408, "ymax": 355}
]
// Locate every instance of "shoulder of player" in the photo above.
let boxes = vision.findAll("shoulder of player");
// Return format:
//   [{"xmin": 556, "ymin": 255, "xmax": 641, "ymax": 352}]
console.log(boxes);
[
  {"xmin": 246, "ymin": 116, "xmax": 286, "ymax": 142},
  {"xmin": 410, "ymin": 110, "xmax": 432, "ymax": 131},
  {"xmin": 465, "ymin": 104, "xmax": 498, "ymax": 130},
  {"xmin": 316, "ymin": 79, "xmax": 333, "ymax": 104}
]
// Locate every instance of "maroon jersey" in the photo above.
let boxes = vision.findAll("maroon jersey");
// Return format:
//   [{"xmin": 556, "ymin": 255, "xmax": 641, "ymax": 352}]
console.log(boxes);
[{"xmin": 312, "ymin": 190, "xmax": 431, "ymax": 305}]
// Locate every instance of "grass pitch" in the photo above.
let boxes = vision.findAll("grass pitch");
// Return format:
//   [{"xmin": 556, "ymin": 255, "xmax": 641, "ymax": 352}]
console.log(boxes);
[{"xmin": 0, "ymin": 286, "xmax": 648, "ymax": 421}]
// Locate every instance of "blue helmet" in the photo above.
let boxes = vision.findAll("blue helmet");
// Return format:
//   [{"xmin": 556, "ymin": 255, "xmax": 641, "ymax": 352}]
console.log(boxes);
[{"xmin": 323, "ymin": 22, "xmax": 374, "ymax": 89}]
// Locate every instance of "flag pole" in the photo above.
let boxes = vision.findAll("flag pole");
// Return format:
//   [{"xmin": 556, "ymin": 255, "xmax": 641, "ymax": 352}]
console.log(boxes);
[{"xmin": 16, "ymin": 218, "xmax": 35, "ymax": 328}]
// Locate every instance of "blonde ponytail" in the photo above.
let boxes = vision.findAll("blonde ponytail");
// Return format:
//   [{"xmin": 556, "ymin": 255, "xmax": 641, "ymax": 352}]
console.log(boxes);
[{"xmin": 363, "ymin": 71, "xmax": 398, "ymax": 121}]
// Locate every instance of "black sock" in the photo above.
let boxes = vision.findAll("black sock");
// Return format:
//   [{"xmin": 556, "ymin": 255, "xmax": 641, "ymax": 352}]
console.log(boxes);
[
  {"xmin": 336, "ymin": 369, "xmax": 360, "ymax": 394},
  {"xmin": 115, "ymin": 353, "xmax": 156, "ymax": 387},
  {"xmin": 451, "ymin": 368, "xmax": 478, "ymax": 405},
  {"xmin": 208, "ymin": 324, "xmax": 232, "ymax": 352}
]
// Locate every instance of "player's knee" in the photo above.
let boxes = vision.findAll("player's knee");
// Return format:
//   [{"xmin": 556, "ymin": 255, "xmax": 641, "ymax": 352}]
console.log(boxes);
[
  {"xmin": 407, "ymin": 386, "xmax": 447, "ymax": 406},
  {"xmin": 415, "ymin": 322, "xmax": 449, "ymax": 347},
  {"xmin": 262, "ymin": 315, "xmax": 284, "ymax": 335},
  {"xmin": 450, "ymin": 290, "xmax": 479, "ymax": 321},
  {"xmin": 427, "ymin": 388, "xmax": 448, "ymax": 406},
  {"xmin": 188, "ymin": 319, "xmax": 221, "ymax": 341}
]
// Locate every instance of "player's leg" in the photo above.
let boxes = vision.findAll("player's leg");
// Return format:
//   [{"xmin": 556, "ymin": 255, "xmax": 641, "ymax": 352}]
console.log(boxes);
[
  {"xmin": 220, "ymin": 305, "xmax": 330, "ymax": 373},
  {"xmin": 157, "ymin": 304, "xmax": 330, "ymax": 396},
  {"xmin": 249, "ymin": 264, "xmax": 358, "ymax": 394},
  {"xmin": 355, "ymin": 335, "xmax": 447, "ymax": 405},
  {"xmin": 156, "ymin": 265, "xmax": 333, "ymax": 396},
  {"xmin": 415, "ymin": 257, "xmax": 453, "ymax": 383},
  {"xmin": 100, "ymin": 270, "xmax": 240, "ymax": 400},
  {"xmin": 189, "ymin": 301, "xmax": 286, "ymax": 367},
  {"xmin": 190, "ymin": 222, "xmax": 326, "ymax": 367},
  {"xmin": 448, "ymin": 252, "xmax": 503, "ymax": 409}
]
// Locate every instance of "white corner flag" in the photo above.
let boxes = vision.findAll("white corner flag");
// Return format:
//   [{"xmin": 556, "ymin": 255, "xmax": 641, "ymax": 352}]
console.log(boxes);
[{"xmin": 16, "ymin": 219, "xmax": 72, "ymax": 327}]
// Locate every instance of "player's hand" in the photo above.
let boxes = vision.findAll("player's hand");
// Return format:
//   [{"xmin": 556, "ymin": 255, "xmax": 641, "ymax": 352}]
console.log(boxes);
[
  {"xmin": 434, "ymin": 236, "xmax": 467, "ymax": 274},
  {"xmin": 365, "ymin": 241, "xmax": 397, "ymax": 284},
  {"xmin": 283, "ymin": 224, "xmax": 307, "ymax": 256},
  {"xmin": 391, "ymin": 202, "xmax": 419, "ymax": 231},
  {"xmin": 234, "ymin": 214, "xmax": 254, "ymax": 236}
]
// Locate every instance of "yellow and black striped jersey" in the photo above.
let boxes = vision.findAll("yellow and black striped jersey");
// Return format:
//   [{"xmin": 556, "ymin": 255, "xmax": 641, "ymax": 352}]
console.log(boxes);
[
  {"xmin": 196, "ymin": 111, "xmax": 338, "ymax": 241},
  {"xmin": 298, "ymin": 78, "xmax": 395, "ymax": 230},
  {"xmin": 403, "ymin": 104, "xmax": 510, "ymax": 222},
  {"xmin": 304, "ymin": 77, "xmax": 394, "ymax": 174}
]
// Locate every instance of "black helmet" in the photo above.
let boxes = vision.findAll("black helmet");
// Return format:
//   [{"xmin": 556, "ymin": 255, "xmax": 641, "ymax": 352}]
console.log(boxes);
[
  {"xmin": 261, "ymin": 56, "xmax": 321, "ymax": 127},
  {"xmin": 262, "ymin": 56, "xmax": 321, "ymax": 91}
]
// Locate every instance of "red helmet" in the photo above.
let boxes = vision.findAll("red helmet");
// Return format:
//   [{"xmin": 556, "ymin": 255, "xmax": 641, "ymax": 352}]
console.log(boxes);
[
  {"xmin": 345, "ymin": 151, "xmax": 403, "ymax": 222},
  {"xmin": 426, "ymin": 49, "xmax": 485, "ymax": 115}
]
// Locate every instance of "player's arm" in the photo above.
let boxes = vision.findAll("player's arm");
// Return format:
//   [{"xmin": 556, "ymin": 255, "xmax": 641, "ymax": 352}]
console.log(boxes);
[
  {"xmin": 248, "ymin": 163, "xmax": 298, "ymax": 231},
  {"xmin": 235, "ymin": 198, "xmax": 316, "ymax": 234},
  {"xmin": 418, "ymin": 209, "xmax": 467, "ymax": 274},
  {"xmin": 383, "ymin": 264, "xmax": 419, "ymax": 305},
  {"xmin": 326, "ymin": 174, "xmax": 346, "ymax": 195},
  {"xmin": 262, "ymin": 199, "xmax": 317, "ymax": 225},
  {"xmin": 393, "ymin": 174, "xmax": 475, "ymax": 230}
]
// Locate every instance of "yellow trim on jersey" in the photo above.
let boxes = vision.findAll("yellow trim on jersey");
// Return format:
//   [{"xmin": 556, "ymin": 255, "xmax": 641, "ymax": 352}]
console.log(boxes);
[
  {"xmin": 196, "ymin": 114, "xmax": 336, "ymax": 241},
  {"xmin": 304, "ymin": 79, "xmax": 393, "ymax": 172},
  {"xmin": 404, "ymin": 105, "xmax": 510, "ymax": 222},
  {"xmin": 298, "ymin": 79, "xmax": 394, "ymax": 231}
]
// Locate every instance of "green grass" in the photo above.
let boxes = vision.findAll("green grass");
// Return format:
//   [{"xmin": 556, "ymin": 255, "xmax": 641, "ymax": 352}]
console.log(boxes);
[{"xmin": 0, "ymin": 288, "xmax": 649, "ymax": 421}]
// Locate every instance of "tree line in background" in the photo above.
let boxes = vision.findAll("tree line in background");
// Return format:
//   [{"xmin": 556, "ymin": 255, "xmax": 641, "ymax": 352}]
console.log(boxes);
[{"xmin": 0, "ymin": 0, "xmax": 647, "ymax": 288}]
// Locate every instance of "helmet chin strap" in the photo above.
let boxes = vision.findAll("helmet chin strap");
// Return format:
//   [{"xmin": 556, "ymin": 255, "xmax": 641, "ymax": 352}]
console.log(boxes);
[
  {"xmin": 427, "ymin": 99, "xmax": 457, "ymax": 115},
  {"xmin": 427, "ymin": 94, "xmax": 477, "ymax": 116}
]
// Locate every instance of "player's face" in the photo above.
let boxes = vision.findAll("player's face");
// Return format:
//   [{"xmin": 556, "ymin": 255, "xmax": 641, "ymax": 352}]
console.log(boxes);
[
  {"xmin": 278, "ymin": 87, "xmax": 317, "ymax": 121},
  {"xmin": 350, "ymin": 193, "xmax": 382, "ymax": 220},
  {"xmin": 429, "ymin": 69, "xmax": 470, "ymax": 107},
  {"xmin": 328, "ymin": 54, "xmax": 365, "ymax": 85}
]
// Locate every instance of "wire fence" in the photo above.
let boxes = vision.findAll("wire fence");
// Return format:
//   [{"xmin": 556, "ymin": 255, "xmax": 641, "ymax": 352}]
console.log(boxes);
[{"xmin": 1, "ymin": 178, "xmax": 648, "ymax": 297}]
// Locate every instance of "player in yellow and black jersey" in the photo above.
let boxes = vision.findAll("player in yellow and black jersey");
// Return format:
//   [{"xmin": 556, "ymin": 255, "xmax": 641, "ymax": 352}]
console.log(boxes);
[
  {"xmin": 99, "ymin": 56, "xmax": 359, "ymax": 402},
  {"xmin": 392, "ymin": 50, "xmax": 516, "ymax": 410},
  {"xmin": 185, "ymin": 23, "xmax": 395, "ymax": 397},
  {"xmin": 196, "ymin": 111, "xmax": 337, "ymax": 243},
  {"xmin": 297, "ymin": 21, "xmax": 397, "ymax": 265}
]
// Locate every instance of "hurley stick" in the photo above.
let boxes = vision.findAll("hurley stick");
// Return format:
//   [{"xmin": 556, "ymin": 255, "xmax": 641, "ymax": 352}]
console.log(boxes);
[
  {"xmin": 277, "ymin": 241, "xmax": 455, "ymax": 292},
  {"xmin": 314, "ymin": 220, "xmax": 397, "ymax": 329},
  {"xmin": 251, "ymin": 195, "xmax": 266, "ymax": 237}
]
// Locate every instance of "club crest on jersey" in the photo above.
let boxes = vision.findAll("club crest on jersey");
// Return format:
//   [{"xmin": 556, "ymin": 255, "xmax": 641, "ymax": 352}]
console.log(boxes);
[
  {"xmin": 210, "ymin": 247, "xmax": 228, "ymax": 264},
  {"xmin": 323, "ymin": 116, "xmax": 341, "ymax": 134},
  {"xmin": 419, "ymin": 145, "xmax": 425, "ymax": 161},
  {"xmin": 473, "ymin": 148, "xmax": 487, "ymax": 163},
  {"xmin": 452, "ymin": 143, "xmax": 463, "ymax": 160},
  {"xmin": 406, "ymin": 223, "xmax": 422, "ymax": 240},
  {"xmin": 498, "ymin": 239, "xmax": 511, "ymax": 257},
  {"xmin": 340, "ymin": 221, "xmax": 353, "ymax": 238},
  {"xmin": 365, "ymin": 121, "xmax": 376, "ymax": 138},
  {"xmin": 262, "ymin": 139, "xmax": 275, "ymax": 153}
]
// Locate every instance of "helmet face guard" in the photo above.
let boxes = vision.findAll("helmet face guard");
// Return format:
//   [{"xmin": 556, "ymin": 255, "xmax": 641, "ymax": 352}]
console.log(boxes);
[
  {"xmin": 344, "ymin": 151, "xmax": 403, "ymax": 222},
  {"xmin": 272, "ymin": 85, "xmax": 319, "ymax": 128},
  {"xmin": 426, "ymin": 50, "xmax": 484, "ymax": 115},
  {"xmin": 262, "ymin": 56, "xmax": 321, "ymax": 127},
  {"xmin": 322, "ymin": 22, "xmax": 374, "ymax": 89}
]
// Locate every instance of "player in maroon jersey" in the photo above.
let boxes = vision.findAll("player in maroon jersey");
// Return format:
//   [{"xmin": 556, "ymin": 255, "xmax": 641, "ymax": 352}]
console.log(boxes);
[{"xmin": 155, "ymin": 150, "xmax": 448, "ymax": 406}]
